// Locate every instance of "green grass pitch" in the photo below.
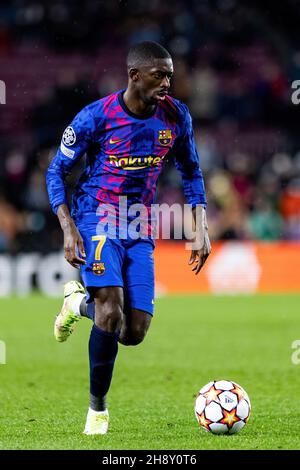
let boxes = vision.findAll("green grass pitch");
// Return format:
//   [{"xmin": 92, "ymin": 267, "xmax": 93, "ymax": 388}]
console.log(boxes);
[{"xmin": 0, "ymin": 293, "xmax": 300, "ymax": 450}]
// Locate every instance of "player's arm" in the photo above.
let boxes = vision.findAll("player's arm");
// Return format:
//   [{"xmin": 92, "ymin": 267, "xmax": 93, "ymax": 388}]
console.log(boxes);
[
  {"xmin": 189, "ymin": 205, "xmax": 211, "ymax": 275},
  {"xmin": 173, "ymin": 104, "xmax": 211, "ymax": 275},
  {"xmin": 46, "ymin": 106, "xmax": 96, "ymax": 268},
  {"xmin": 56, "ymin": 203, "xmax": 86, "ymax": 269}
]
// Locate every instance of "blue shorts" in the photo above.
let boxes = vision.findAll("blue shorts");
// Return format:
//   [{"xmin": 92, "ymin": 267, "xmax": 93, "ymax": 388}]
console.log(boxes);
[{"xmin": 78, "ymin": 227, "xmax": 155, "ymax": 316}]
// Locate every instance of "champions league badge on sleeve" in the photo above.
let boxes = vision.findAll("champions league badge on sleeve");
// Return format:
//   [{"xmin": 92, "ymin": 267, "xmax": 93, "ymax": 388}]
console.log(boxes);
[{"xmin": 62, "ymin": 126, "xmax": 76, "ymax": 146}]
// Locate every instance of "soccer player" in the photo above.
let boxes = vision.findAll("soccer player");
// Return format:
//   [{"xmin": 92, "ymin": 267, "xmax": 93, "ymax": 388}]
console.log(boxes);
[{"xmin": 46, "ymin": 41, "xmax": 211, "ymax": 435}]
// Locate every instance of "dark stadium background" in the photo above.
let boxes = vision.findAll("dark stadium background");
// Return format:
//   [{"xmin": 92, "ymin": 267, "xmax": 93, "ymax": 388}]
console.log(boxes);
[{"xmin": 1, "ymin": 0, "xmax": 300, "ymax": 255}]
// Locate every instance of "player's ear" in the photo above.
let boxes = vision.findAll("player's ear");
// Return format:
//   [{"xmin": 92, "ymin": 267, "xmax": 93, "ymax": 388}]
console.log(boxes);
[{"xmin": 128, "ymin": 68, "xmax": 139, "ymax": 81}]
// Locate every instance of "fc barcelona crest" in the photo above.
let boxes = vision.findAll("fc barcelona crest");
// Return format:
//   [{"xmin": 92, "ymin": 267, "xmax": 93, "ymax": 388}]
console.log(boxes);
[
  {"xmin": 92, "ymin": 262, "xmax": 105, "ymax": 276},
  {"xmin": 158, "ymin": 129, "xmax": 172, "ymax": 146}
]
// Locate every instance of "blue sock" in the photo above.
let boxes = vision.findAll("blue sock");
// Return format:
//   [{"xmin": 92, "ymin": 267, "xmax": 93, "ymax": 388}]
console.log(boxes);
[
  {"xmin": 86, "ymin": 302, "xmax": 95, "ymax": 321},
  {"xmin": 81, "ymin": 301, "xmax": 126, "ymax": 323},
  {"xmin": 79, "ymin": 298, "xmax": 95, "ymax": 321},
  {"xmin": 89, "ymin": 324, "xmax": 119, "ymax": 411}
]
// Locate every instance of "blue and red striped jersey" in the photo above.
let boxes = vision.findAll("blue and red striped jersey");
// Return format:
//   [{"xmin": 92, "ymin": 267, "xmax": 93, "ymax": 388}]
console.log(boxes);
[{"xmin": 46, "ymin": 90, "xmax": 206, "ymax": 231}]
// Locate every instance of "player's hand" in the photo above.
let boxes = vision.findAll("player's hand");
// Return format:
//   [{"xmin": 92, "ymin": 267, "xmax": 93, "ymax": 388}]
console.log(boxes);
[
  {"xmin": 188, "ymin": 205, "xmax": 211, "ymax": 275},
  {"xmin": 189, "ymin": 229, "xmax": 211, "ymax": 275},
  {"xmin": 57, "ymin": 204, "xmax": 86, "ymax": 269},
  {"xmin": 63, "ymin": 223, "xmax": 86, "ymax": 269}
]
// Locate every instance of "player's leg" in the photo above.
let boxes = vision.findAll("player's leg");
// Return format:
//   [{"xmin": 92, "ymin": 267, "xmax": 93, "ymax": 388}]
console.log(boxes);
[
  {"xmin": 79, "ymin": 295, "xmax": 152, "ymax": 345},
  {"xmin": 84, "ymin": 285, "xmax": 123, "ymax": 435},
  {"xmin": 119, "ymin": 239, "xmax": 155, "ymax": 346},
  {"xmin": 88, "ymin": 285, "xmax": 123, "ymax": 408},
  {"xmin": 78, "ymin": 230, "xmax": 125, "ymax": 434},
  {"xmin": 119, "ymin": 308, "xmax": 152, "ymax": 345},
  {"xmin": 78, "ymin": 298, "xmax": 153, "ymax": 345}
]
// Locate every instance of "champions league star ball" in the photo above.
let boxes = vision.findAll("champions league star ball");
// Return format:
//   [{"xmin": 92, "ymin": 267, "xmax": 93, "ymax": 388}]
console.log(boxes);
[{"xmin": 195, "ymin": 380, "xmax": 251, "ymax": 435}]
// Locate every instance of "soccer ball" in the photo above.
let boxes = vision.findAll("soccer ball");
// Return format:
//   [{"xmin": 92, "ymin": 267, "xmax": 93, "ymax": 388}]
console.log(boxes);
[{"xmin": 194, "ymin": 380, "xmax": 251, "ymax": 435}]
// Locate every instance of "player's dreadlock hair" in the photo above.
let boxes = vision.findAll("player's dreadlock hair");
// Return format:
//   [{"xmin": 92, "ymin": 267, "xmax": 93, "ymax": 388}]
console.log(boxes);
[{"xmin": 126, "ymin": 41, "xmax": 171, "ymax": 69}]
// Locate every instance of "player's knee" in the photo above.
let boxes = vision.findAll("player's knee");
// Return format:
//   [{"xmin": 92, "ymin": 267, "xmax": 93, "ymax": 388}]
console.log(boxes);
[
  {"xmin": 94, "ymin": 297, "xmax": 123, "ymax": 333},
  {"xmin": 94, "ymin": 302, "xmax": 123, "ymax": 332},
  {"xmin": 130, "ymin": 325, "xmax": 148, "ymax": 345}
]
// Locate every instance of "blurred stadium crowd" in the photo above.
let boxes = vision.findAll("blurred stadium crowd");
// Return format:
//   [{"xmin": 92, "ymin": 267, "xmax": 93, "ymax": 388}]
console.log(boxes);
[{"xmin": 1, "ymin": 0, "xmax": 300, "ymax": 253}]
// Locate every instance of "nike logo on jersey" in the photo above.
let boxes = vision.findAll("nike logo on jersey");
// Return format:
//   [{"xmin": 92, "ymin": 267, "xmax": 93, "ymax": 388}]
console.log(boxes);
[{"xmin": 109, "ymin": 137, "xmax": 123, "ymax": 144}]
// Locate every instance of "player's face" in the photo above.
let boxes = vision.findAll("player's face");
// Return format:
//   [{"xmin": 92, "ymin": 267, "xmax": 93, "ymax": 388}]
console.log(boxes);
[{"xmin": 136, "ymin": 58, "xmax": 173, "ymax": 104}]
